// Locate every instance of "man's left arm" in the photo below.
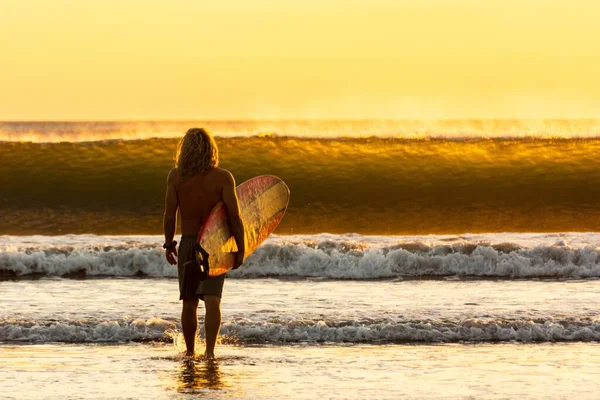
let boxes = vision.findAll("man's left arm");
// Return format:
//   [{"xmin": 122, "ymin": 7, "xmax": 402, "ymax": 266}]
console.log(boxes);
[{"xmin": 163, "ymin": 168, "xmax": 179, "ymax": 265}]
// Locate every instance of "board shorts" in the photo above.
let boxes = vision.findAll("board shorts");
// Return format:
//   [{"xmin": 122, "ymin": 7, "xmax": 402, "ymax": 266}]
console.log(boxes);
[{"xmin": 177, "ymin": 234, "xmax": 226, "ymax": 301}]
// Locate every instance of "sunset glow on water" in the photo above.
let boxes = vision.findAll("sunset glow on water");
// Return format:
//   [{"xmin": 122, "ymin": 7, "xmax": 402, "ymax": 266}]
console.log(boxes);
[{"xmin": 1, "ymin": 0, "xmax": 599, "ymax": 398}]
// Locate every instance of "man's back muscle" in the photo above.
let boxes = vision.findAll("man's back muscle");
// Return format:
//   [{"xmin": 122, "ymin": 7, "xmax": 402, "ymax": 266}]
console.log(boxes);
[{"xmin": 175, "ymin": 167, "xmax": 228, "ymax": 235}]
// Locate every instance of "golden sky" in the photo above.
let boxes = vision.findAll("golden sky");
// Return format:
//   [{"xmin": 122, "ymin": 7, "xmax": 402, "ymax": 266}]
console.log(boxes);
[{"xmin": 1, "ymin": 0, "xmax": 599, "ymax": 120}]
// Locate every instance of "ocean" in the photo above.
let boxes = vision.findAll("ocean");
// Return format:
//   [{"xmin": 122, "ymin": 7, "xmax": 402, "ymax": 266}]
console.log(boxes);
[{"xmin": 1, "ymin": 120, "xmax": 599, "ymax": 399}]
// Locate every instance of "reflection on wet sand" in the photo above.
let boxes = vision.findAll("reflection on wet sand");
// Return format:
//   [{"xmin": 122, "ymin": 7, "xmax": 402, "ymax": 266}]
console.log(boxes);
[{"xmin": 177, "ymin": 359, "xmax": 224, "ymax": 393}]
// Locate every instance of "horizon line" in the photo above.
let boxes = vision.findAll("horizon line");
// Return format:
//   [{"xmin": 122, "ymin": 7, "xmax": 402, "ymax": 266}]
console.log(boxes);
[{"xmin": 1, "ymin": 117, "xmax": 600, "ymax": 123}]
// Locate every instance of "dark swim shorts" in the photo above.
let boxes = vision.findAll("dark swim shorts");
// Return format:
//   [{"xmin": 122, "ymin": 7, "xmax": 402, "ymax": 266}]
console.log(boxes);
[{"xmin": 177, "ymin": 234, "xmax": 226, "ymax": 301}]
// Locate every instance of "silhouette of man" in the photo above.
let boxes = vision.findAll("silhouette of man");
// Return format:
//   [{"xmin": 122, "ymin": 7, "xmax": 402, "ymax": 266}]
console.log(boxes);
[{"xmin": 163, "ymin": 127, "xmax": 245, "ymax": 358}]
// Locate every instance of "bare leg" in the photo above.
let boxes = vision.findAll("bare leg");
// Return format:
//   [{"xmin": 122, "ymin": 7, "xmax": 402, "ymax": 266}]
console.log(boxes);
[
  {"xmin": 181, "ymin": 298, "xmax": 199, "ymax": 356},
  {"xmin": 203, "ymin": 295, "xmax": 222, "ymax": 359}
]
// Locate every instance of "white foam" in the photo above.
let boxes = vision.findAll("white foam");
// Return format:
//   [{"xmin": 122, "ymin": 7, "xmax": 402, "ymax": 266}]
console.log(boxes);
[
  {"xmin": 221, "ymin": 317, "xmax": 600, "ymax": 343},
  {"xmin": 2, "ymin": 316, "xmax": 599, "ymax": 344},
  {"xmin": 1, "ymin": 234, "xmax": 599, "ymax": 279},
  {"xmin": 0, "ymin": 244, "xmax": 176, "ymax": 277},
  {"xmin": 0, "ymin": 318, "xmax": 177, "ymax": 343},
  {"xmin": 232, "ymin": 240, "xmax": 600, "ymax": 279}
]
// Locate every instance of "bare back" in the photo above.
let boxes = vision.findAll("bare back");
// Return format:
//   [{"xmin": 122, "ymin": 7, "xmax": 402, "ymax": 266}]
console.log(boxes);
[
  {"xmin": 164, "ymin": 165, "xmax": 242, "ymax": 247},
  {"xmin": 173, "ymin": 168, "xmax": 229, "ymax": 235}
]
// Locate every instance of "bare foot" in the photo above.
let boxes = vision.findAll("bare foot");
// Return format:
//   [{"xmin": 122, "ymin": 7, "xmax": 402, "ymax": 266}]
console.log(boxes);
[
  {"xmin": 204, "ymin": 352, "xmax": 215, "ymax": 360},
  {"xmin": 184, "ymin": 350, "xmax": 196, "ymax": 358}
]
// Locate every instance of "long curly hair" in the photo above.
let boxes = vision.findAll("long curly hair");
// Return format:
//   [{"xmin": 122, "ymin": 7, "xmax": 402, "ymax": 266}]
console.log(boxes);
[{"xmin": 174, "ymin": 128, "xmax": 219, "ymax": 181}]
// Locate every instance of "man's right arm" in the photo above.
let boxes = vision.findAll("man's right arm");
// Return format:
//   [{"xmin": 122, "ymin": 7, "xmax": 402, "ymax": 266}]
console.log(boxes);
[{"xmin": 222, "ymin": 171, "xmax": 245, "ymax": 268}]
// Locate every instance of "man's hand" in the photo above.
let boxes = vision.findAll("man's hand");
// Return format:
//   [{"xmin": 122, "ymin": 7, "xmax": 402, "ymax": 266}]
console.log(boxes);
[
  {"xmin": 166, "ymin": 247, "xmax": 178, "ymax": 265},
  {"xmin": 233, "ymin": 251, "xmax": 244, "ymax": 270},
  {"xmin": 222, "ymin": 171, "xmax": 246, "ymax": 271}
]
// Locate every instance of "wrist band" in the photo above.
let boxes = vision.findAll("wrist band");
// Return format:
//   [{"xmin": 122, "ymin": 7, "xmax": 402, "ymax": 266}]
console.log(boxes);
[{"xmin": 163, "ymin": 240, "xmax": 177, "ymax": 250}]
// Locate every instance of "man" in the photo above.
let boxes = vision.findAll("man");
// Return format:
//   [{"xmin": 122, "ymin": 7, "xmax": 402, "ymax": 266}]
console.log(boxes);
[{"xmin": 163, "ymin": 127, "xmax": 245, "ymax": 359}]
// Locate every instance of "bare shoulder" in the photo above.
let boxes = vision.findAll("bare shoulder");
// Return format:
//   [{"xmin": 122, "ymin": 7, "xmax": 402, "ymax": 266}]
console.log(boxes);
[
  {"xmin": 212, "ymin": 167, "xmax": 235, "ymax": 184},
  {"xmin": 167, "ymin": 168, "xmax": 179, "ymax": 184}
]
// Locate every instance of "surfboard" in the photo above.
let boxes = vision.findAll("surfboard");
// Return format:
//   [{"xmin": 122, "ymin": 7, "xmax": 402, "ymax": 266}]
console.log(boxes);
[{"xmin": 195, "ymin": 175, "xmax": 290, "ymax": 277}]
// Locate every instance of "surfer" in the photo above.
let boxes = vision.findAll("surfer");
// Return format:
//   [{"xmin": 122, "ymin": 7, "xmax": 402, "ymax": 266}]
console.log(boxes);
[{"xmin": 163, "ymin": 127, "xmax": 246, "ymax": 359}]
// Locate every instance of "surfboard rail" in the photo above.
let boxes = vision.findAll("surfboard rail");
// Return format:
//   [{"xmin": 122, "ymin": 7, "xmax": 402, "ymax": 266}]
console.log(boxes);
[{"xmin": 197, "ymin": 175, "xmax": 290, "ymax": 276}]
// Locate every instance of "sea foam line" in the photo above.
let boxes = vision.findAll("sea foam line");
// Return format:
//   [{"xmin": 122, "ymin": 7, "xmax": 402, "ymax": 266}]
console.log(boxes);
[
  {"xmin": 1, "ymin": 237, "xmax": 600, "ymax": 279},
  {"xmin": 2, "ymin": 317, "xmax": 599, "ymax": 344}
]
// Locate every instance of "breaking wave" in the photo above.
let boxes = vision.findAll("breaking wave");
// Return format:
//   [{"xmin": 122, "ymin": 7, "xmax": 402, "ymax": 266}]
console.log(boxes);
[
  {"xmin": 2, "ymin": 316, "xmax": 599, "ymax": 344},
  {"xmin": 3, "ymin": 134, "xmax": 600, "ymax": 235},
  {"xmin": 1, "ymin": 235, "xmax": 600, "ymax": 279},
  {"xmin": 0, "ymin": 317, "xmax": 177, "ymax": 343}
]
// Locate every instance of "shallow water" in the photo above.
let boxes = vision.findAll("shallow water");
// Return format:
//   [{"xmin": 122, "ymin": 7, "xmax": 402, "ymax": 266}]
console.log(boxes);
[
  {"xmin": 2, "ymin": 342, "xmax": 600, "ymax": 399},
  {"xmin": 1, "ymin": 233, "xmax": 599, "ymax": 398},
  {"xmin": 2, "ymin": 277, "xmax": 599, "ymax": 343}
]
